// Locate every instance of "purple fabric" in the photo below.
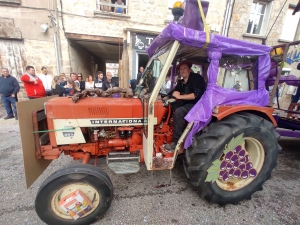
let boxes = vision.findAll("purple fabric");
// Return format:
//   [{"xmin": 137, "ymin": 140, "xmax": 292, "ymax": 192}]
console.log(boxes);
[
  {"xmin": 146, "ymin": 23, "xmax": 272, "ymax": 149},
  {"xmin": 179, "ymin": 0, "xmax": 209, "ymax": 31}
]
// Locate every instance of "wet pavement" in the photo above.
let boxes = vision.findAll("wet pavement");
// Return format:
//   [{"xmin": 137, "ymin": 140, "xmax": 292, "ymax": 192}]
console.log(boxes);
[{"xmin": 0, "ymin": 118, "xmax": 299, "ymax": 224}]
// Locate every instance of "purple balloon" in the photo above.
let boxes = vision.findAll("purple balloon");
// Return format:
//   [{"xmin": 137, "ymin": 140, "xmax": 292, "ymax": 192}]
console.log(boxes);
[
  {"xmin": 268, "ymin": 63, "xmax": 278, "ymax": 78},
  {"xmin": 266, "ymin": 76, "xmax": 276, "ymax": 86},
  {"xmin": 285, "ymin": 75, "xmax": 300, "ymax": 86}
]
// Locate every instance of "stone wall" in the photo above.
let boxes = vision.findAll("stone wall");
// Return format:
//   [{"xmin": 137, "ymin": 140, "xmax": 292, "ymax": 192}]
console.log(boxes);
[{"xmin": 228, "ymin": 0, "xmax": 299, "ymax": 46}]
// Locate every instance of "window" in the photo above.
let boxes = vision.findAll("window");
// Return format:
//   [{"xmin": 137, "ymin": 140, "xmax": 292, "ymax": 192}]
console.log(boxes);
[
  {"xmin": 217, "ymin": 55, "xmax": 258, "ymax": 92},
  {"xmin": 280, "ymin": 8, "xmax": 300, "ymax": 41},
  {"xmin": 96, "ymin": 0, "xmax": 128, "ymax": 15},
  {"xmin": 246, "ymin": 1, "xmax": 272, "ymax": 36}
]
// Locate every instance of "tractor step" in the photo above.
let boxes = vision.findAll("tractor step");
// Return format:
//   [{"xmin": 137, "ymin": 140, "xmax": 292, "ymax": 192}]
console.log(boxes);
[{"xmin": 107, "ymin": 151, "xmax": 140, "ymax": 174}]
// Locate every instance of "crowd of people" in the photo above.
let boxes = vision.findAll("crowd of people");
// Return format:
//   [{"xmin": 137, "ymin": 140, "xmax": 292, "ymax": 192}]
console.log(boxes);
[{"xmin": 0, "ymin": 66, "xmax": 122, "ymax": 120}]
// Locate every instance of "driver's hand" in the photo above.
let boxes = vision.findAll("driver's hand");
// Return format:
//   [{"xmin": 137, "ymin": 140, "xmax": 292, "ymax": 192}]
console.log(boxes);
[
  {"xmin": 163, "ymin": 96, "xmax": 169, "ymax": 101},
  {"xmin": 172, "ymin": 91, "xmax": 181, "ymax": 99}
]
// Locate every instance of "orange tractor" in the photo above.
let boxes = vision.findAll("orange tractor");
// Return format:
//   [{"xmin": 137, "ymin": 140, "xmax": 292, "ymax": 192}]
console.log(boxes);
[{"xmin": 18, "ymin": 1, "xmax": 281, "ymax": 225}]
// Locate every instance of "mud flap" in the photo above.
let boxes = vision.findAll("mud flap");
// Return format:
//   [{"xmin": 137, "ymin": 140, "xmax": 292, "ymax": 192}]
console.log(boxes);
[{"xmin": 17, "ymin": 96, "xmax": 56, "ymax": 188}]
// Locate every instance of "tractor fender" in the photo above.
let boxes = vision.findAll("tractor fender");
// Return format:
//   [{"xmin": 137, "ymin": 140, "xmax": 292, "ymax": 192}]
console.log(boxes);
[{"xmin": 212, "ymin": 105, "xmax": 277, "ymax": 127}]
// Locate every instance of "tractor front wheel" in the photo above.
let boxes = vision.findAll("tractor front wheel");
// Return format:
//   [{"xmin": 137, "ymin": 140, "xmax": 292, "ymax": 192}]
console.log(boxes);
[
  {"xmin": 35, "ymin": 164, "xmax": 113, "ymax": 225},
  {"xmin": 184, "ymin": 112, "xmax": 281, "ymax": 205}
]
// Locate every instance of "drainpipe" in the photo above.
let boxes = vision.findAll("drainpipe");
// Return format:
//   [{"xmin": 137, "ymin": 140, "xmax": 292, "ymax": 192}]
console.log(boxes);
[
  {"xmin": 222, "ymin": 0, "xmax": 235, "ymax": 37},
  {"xmin": 54, "ymin": 35, "xmax": 60, "ymax": 74},
  {"xmin": 53, "ymin": 0, "xmax": 61, "ymax": 74}
]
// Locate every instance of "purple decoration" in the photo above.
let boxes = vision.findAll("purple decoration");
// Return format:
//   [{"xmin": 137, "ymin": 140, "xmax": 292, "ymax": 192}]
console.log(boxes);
[
  {"xmin": 249, "ymin": 168, "xmax": 257, "ymax": 178},
  {"xmin": 225, "ymin": 151, "xmax": 234, "ymax": 162},
  {"xmin": 239, "ymin": 157, "xmax": 246, "ymax": 165},
  {"xmin": 230, "ymin": 155, "xmax": 239, "ymax": 164},
  {"xmin": 239, "ymin": 164, "xmax": 246, "ymax": 171},
  {"xmin": 228, "ymin": 168, "xmax": 234, "ymax": 177},
  {"xmin": 234, "ymin": 145, "xmax": 242, "ymax": 154},
  {"xmin": 266, "ymin": 76, "xmax": 276, "ymax": 86},
  {"xmin": 179, "ymin": 0, "xmax": 209, "ymax": 31},
  {"xmin": 233, "ymin": 161, "xmax": 239, "ymax": 169},
  {"xmin": 241, "ymin": 171, "xmax": 249, "ymax": 179},
  {"xmin": 226, "ymin": 163, "xmax": 233, "ymax": 171},
  {"xmin": 238, "ymin": 149, "xmax": 246, "ymax": 159},
  {"xmin": 220, "ymin": 161, "xmax": 227, "ymax": 171},
  {"xmin": 222, "ymin": 172, "xmax": 229, "ymax": 181},
  {"xmin": 245, "ymin": 162, "xmax": 253, "ymax": 170},
  {"xmin": 146, "ymin": 8, "xmax": 272, "ymax": 149},
  {"xmin": 268, "ymin": 62, "xmax": 278, "ymax": 78},
  {"xmin": 233, "ymin": 169, "xmax": 241, "ymax": 178},
  {"xmin": 285, "ymin": 75, "xmax": 300, "ymax": 86},
  {"xmin": 219, "ymin": 170, "xmax": 227, "ymax": 179}
]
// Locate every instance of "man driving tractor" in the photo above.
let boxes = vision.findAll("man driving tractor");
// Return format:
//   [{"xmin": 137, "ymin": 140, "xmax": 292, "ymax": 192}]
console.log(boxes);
[{"xmin": 164, "ymin": 60, "xmax": 206, "ymax": 151}]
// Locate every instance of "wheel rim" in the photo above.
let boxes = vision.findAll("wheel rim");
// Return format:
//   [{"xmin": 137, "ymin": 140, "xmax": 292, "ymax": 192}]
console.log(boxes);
[
  {"xmin": 216, "ymin": 137, "xmax": 265, "ymax": 192},
  {"xmin": 50, "ymin": 183, "xmax": 100, "ymax": 220}
]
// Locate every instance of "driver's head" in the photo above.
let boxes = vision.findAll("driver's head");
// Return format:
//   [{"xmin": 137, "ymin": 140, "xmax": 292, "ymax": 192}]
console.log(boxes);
[
  {"xmin": 179, "ymin": 66, "xmax": 191, "ymax": 79},
  {"xmin": 176, "ymin": 61, "xmax": 192, "ymax": 79}
]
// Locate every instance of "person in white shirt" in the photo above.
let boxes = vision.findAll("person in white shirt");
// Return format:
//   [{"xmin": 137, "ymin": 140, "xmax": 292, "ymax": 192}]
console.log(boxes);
[
  {"xmin": 160, "ymin": 75, "xmax": 171, "ymax": 94},
  {"xmin": 85, "ymin": 75, "xmax": 95, "ymax": 89},
  {"xmin": 39, "ymin": 66, "xmax": 53, "ymax": 96}
]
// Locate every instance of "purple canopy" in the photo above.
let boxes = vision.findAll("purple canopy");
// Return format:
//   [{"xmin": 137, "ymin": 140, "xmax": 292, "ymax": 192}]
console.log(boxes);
[{"xmin": 146, "ymin": 22, "xmax": 272, "ymax": 149}]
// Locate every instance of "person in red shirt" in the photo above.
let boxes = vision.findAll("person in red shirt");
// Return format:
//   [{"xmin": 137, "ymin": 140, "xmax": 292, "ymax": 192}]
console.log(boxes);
[{"xmin": 21, "ymin": 66, "xmax": 46, "ymax": 99}]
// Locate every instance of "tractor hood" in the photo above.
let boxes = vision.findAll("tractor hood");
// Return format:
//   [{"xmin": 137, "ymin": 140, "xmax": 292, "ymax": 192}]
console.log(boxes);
[
  {"xmin": 45, "ymin": 97, "xmax": 167, "ymax": 124},
  {"xmin": 45, "ymin": 97, "xmax": 143, "ymax": 119}
]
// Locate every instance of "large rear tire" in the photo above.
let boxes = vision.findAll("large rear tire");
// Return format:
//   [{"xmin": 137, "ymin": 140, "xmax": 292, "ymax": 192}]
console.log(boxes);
[
  {"xmin": 35, "ymin": 164, "xmax": 113, "ymax": 225},
  {"xmin": 184, "ymin": 112, "xmax": 281, "ymax": 205}
]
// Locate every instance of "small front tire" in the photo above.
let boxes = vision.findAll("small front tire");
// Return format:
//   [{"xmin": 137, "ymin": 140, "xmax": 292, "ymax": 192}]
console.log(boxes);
[{"xmin": 35, "ymin": 164, "xmax": 113, "ymax": 225}]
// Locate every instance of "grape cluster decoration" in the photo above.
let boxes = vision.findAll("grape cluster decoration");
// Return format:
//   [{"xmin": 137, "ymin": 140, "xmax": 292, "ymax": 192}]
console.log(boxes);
[{"xmin": 205, "ymin": 134, "xmax": 258, "ymax": 183}]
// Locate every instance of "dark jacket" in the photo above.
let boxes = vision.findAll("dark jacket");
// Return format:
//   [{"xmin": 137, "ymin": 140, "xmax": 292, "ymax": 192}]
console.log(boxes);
[
  {"xmin": 103, "ymin": 80, "xmax": 117, "ymax": 91},
  {"xmin": 52, "ymin": 84, "xmax": 65, "ymax": 97},
  {"xmin": 0, "ymin": 74, "xmax": 20, "ymax": 97},
  {"xmin": 168, "ymin": 72, "xmax": 206, "ymax": 110},
  {"xmin": 137, "ymin": 72, "xmax": 142, "ymax": 83},
  {"xmin": 79, "ymin": 81, "xmax": 85, "ymax": 92}
]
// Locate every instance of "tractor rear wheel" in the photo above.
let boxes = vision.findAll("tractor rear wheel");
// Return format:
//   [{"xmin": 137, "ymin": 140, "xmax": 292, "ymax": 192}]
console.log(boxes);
[
  {"xmin": 184, "ymin": 112, "xmax": 281, "ymax": 205},
  {"xmin": 35, "ymin": 164, "xmax": 113, "ymax": 225}
]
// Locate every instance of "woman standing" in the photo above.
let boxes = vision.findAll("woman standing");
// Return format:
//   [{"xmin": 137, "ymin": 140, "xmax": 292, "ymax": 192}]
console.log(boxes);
[{"xmin": 85, "ymin": 75, "xmax": 94, "ymax": 89}]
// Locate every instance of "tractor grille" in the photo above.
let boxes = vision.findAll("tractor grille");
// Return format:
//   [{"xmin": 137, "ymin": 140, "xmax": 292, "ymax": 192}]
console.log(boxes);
[{"xmin": 88, "ymin": 107, "xmax": 109, "ymax": 116}]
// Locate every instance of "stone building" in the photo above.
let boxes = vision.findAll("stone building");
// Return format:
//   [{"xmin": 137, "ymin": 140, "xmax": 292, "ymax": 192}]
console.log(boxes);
[{"xmin": 0, "ymin": 0, "xmax": 299, "ymax": 103}]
